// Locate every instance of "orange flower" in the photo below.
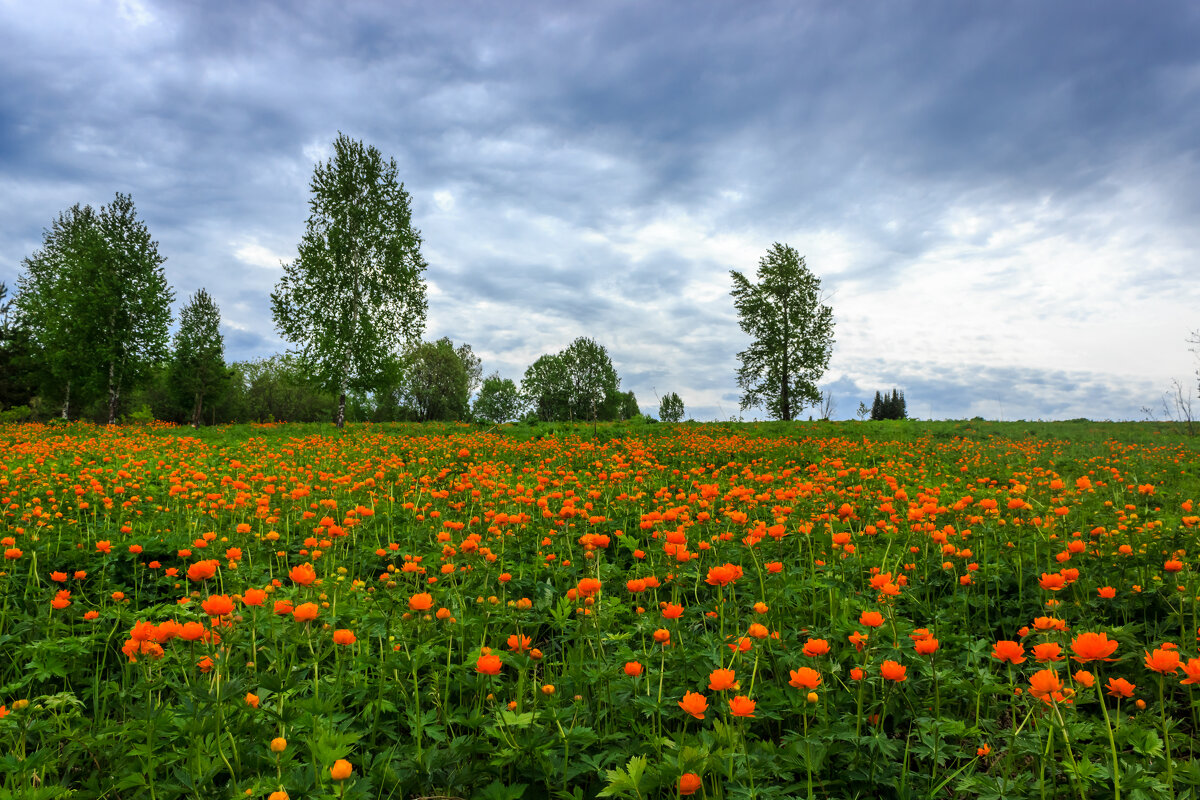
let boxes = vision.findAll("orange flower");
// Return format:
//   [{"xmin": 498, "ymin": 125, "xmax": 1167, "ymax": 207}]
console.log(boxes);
[
  {"xmin": 1144, "ymin": 648, "xmax": 1181, "ymax": 674},
  {"xmin": 1073, "ymin": 670, "xmax": 1095, "ymax": 688},
  {"xmin": 661, "ymin": 603, "xmax": 684, "ymax": 619},
  {"xmin": 292, "ymin": 602, "xmax": 319, "ymax": 622},
  {"xmin": 201, "ymin": 594, "xmax": 234, "ymax": 617},
  {"xmin": 329, "ymin": 759, "xmax": 353, "ymax": 781},
  {"xmin": 506, "ymin": 634, "xmax": 531, "ymax": 653},
  {"xmin": 728, "ymin": 695, "xmax": 756, "ymax": 717},
  {"xmin": 747, "ymin": 623, "xmax": 769, "ymax": 639},
  {"xmin": 880, "ymin": 660, "xmax": 907, "ymax": 682},
  {"xmin": 179, "ymin": 621, "xmax": 208, "ymax": 641},
  {"xmin": 50, "ymin": 571, "xmax": 68, "ymax": 582},
  {"xmin": 1106, "ymin": 677, "xmax": 1136, "ymax": 698},
  {"xmin": 242, "ymin": 588, "xmax": 267, "ymax": 607},
  {"xmin": 1031, "ymin": 642, "xmax": 1063, "ymax": 663},
  {"xmin": 802, "ymin": 638, "xmax": 830, "ymax": 657},
  {"xmin": 332, "ymin": 629, "xmax": 356, "ymax": 646},
  {"xmin": 476, "ymin": 653, "xmax": 502, "ymax": 675},
  {"xmin": 914, "ymin": 637, "xmax": 939, "ymax": 656},
  {"xmin": 1028, "ymin": 669, "xmax": 1068, "ymax": 703},
  {"xmin": 289, "ymin": 563, "xmax": 317, "ymax": 586},
  {"xmin": 678, "ymin": 691, "xmax": 708, "ymax": 720},
  {"xmin": 1179, "ymin": 658, "xmax": 1200, "ymax": 685},
  {"xmin": 197, "ymin": 656, "xmax": 214, "ymax": 673},
  {"xmin": 1097, "ymin": 586, "xmax": 1116, "ymax": 599},
  {"xmin": 624, "ymin": 661, "xmax": 644, "ymax": 677},
  {"xmin": 51, "ymin": 590, "xmax": 71, "ymax": 610},
  {"xmin": 186, "ymin": 559, "xmax": 218, "ymax": 582},
  {"xmin": 653, "ymin": 629, "xmax": 671, "ymax": 644},
  {"xmin": 408, "ymin": 592, "xmax": 433, "ymax": 612},
  {"xmin": 273, "ymin": 599, "xmax": 294, "ymax": 616},
  {"xmin": 1038, "ymin": 572, "xmax": 1065, "ymax": 591},
  {"xmin": 848, "ymin": 631, "xmax": 868, "ymax": 651},
  {"xmin": 859, "ymin": 610, "xmax": 884, "ymax": 628},
  {"xmin": 705, "ymin": 563, "xmax": 742, "ymax": 587},
  {"xmin": 850, "ymin": 667, "xmax": 864, "ymax": 681},
  {"xmin": 789, "ymin": 667, "xmax": 822, "ymax": 690},
  {"xmin": 991, "ymin": 640, "xmax": 1026, "ymax": 664},
  {"xmin": 679, "ymin": 773, "xmax": 703, "ymax": 796},
  {"xmin": 245, "ymin": 693, "xmax": 260, "ymax": 708},
  {"xmin": 977, "ymin": 743, "xmax": 991, "ymax": 757},
  {"xmin": 1070, "ymin": 632, "xmax": 1118, "ymax": 663},
  {"xmin": 708, "ymin": 668, "xmax": 738, "ymax": 691}
]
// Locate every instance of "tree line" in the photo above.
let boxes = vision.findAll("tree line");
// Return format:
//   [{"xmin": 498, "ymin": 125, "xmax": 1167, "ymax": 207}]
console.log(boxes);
[{"xmin": 3, "ymin": 133, "xmax": 855, "ymax": 427}]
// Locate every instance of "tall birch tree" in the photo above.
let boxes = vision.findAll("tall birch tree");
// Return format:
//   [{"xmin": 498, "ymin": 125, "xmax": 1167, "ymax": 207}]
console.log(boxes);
[
  {"xmin": 730, "ymin": 243, "xmax": 834, "ymax": 421},
  {"xmin": 271, "ymin": 133, "xmax": 428, "ymax": 427}
]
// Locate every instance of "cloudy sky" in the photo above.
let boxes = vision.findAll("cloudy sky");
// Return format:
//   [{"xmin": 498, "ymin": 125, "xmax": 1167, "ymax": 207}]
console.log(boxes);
[{"xmin": 2, "ymin": 0, "xmax": 1198, "ymax": 421}]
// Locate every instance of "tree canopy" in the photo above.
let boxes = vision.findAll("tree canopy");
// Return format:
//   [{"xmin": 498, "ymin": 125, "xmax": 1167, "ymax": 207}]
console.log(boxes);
[
  {"xmin": 271, "ymin": 132, "xmax": 427, "ymax": 427},
  {"xmin": 730, "ymin": 243, "xmax": 834, "ymax": 421}
]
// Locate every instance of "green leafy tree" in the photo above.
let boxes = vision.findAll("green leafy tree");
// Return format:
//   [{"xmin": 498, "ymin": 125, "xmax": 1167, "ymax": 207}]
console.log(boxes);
[
  {"xmin": 521, "ymin": 339, "xmax": 623, "ymax": 422},
  {"xmin": 271, "ymin": 132, "xmax": 428, "ymax": 428},
  {"xmin": 522, "ymin": 353, "xmax": 571, "ymax": 421},
  {"xmin": 17, "ymin": 195, "xmax": 173, "ymax": 423},
  {"xmin": 730, "ymin": 243, "xmax": 834, "ymax": 421},
  {"xmin": 170, "ymin": 289, "xmax": 229, "ymax": 427},
  {"xmin": 473, "ymin": 373, "xmax": 525, "ymax": 424},
  {"xmin": 16, "ymin": 204, "xmax": 106, "ymax": 417},
  {"xmin": 659, "ymin": 391, "xmax": 685, "ymax": 423},
  {"xmin": 562, "ymin": 337, "xmax": 622, "ymax": 422}
]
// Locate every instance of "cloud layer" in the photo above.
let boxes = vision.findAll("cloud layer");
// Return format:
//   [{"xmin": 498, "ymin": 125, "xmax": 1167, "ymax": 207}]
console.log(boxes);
[{"xmin": 3, "ymin": 0, "xmax": 1198, "ymax": 420}]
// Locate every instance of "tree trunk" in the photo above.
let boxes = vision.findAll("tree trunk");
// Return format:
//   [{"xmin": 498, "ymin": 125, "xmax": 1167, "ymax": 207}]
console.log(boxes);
[
  {"xmin": 60, "ymin": 380, "xmax": 71, "ymax": 420},
  {"xmin": 191, "ymin": 391, "xmax": 203, "ymax": 428},
  {"xmin": 107, "ymin": 363, "xmax": 119, "ymax": 425}
]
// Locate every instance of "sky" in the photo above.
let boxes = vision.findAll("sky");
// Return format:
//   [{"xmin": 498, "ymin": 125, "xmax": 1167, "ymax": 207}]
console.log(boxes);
[{"xmin": 2, "ymin": 0, "xmax": 1199, "ymax": 422}]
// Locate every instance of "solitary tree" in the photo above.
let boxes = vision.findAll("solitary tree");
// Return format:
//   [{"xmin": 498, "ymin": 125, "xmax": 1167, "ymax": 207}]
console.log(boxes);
[
  {"xmin": 562, "ymin": 337, "xmax": 621, "ymax": 422},
  {"xmin": 730, "ymin": 243, "xmax": 834, "ymax": 421},
  {"xmin": 659, "ymin": 391, "xmax": 685, "ymax": 423},
  {"xmin": 170, "ymin": 289, "xmax": 229, "ymax": 426},
  {"xmin": 271, "ymin": 132, "xmax": 428, "ymax": 428},
  {"xmin": 474, "ymin": 373, "xmax": 525, "ymax": 424}
]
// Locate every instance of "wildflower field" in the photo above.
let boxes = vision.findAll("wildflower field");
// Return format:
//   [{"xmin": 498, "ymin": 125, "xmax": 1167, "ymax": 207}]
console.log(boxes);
[{"xmin": 1, "ymin": 420, "xmax": 1198, "ymax": 800}]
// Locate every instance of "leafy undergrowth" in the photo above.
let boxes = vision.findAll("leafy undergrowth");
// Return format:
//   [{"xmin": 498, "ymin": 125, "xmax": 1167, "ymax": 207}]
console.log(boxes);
[{"xmin": 0, "ymin": 420, "xmax": 1197, "ymax": 800}]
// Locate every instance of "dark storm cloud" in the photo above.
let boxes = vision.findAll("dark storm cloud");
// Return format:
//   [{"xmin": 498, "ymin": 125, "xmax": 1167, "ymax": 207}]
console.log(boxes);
[{"xmin": 2, "ymin": 0, "xmax": 1197, "ymax": 420}]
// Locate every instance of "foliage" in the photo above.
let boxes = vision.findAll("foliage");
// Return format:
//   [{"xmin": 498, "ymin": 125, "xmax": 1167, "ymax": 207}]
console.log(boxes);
[
  {"xmin": 169, "ymin": 289, "xmax": 230, "ymax": 427},
  {"xmin": 658, "ymin": 391, "xmax": 685, "ymax": 423},
  {"xmin": 730, "ymin": 243, "xmax": 834, "ymax": 421},
  {"xmin": 221, "ymin": 354, "xmax": 338, "ymax": 423},
  {"xmin": 473, "ymin": 373, "xmax": 525, "ymax": 424},
  {"xmin": 0, "ymin": 421, "xmax": 1198, "ymax": 799},
  {"xmin": 271, "ymin": 132, "xmax": 428, "ymax": 427}
]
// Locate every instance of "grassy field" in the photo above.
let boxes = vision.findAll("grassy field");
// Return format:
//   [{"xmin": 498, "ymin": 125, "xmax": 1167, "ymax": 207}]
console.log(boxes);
[{"xmin": 0, "ymin": 419, "xmax": 1198, "ymax": 799}]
